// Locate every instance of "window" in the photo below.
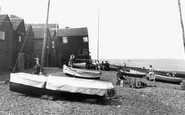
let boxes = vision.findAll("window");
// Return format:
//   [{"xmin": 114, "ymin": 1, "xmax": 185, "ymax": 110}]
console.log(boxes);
[
  {"xmin": 0, "ymin": 31, "xmax": 5, "ymax": 40},
  {"xmin": 83, "ymin": 37, "xmax": 88, "ymax": 42},
  {"xmin": 63, "ymin": 37, "xmax": 68, "ymax": 44},
  {"xmin": 83, "ymin": 49, "xmax": 88, "ymax": 55},
  {"xmin": 52, "ymin": 41, "xmax": 55, "ymax": 48},
  {"xmin": 19, "ymin": 36, "xmax": 22, "ymax": 42}
]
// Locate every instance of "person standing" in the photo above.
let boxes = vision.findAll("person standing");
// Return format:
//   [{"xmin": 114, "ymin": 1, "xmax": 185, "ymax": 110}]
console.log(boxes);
[
  {"xmin": 34, "ymin": 55, "xmax": 40, "ymax": 75},
  {"xmin": 149, "ymin": 65, "xmax": 155, "ymax": 87}
]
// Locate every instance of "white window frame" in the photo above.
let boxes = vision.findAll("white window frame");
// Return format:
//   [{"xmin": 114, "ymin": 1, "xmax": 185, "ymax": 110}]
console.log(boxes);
[
  {"xmin": 83, "ymin": 37, "xmax": 88, "ymax": 42},
  {"xmin": 19, "ymin": 36, "xmax": 22, "ymax": 42},
  {"xmin": 63, "ymin": 37, "xmax": 68, "ymax": 44},
  {"xmin": 0, "ymin": 31, "xmax": 5, "ymax": 40}
]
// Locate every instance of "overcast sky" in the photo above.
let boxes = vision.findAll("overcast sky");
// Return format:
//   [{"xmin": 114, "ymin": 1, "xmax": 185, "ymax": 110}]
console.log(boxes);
[{"xmin": 0, "ymin": 0, "xmax": 185, "ymax": 59}]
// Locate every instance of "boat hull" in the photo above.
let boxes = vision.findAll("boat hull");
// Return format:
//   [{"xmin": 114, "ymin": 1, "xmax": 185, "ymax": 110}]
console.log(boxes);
[
  {"xmin": 154, "ymin": 74, "xmax": 183, "ymax": 84},
  {"xmin": 63, "ymin": 65, "xmax": 101, "ymax": 79},
  {"xmin": 120, "ymin": 70, "xmax": 147, "ymax": 78},
  {"xmin": 9, "ymin": 72, "xmax": 114, "ymax": 97},
  {"xmin": 46, "ymin": 75, "xmax": 114, "ymax": 97}
]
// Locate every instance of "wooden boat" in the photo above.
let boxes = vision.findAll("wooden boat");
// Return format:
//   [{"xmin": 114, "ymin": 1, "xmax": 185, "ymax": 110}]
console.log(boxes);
[
  {"xmin": 153, "ymin": 74, "xmax": 183, "ymax": 84},
  {"xmin": 46, "ymin": 75, "xmax": 114, "ymax": 97},
  {"xmin": 9, "ymin": 72, "xmax": 114, "ymax": 97},
  {"xmin": 63, "ymin": 65, "xmax": 101, "ymax": 79},
  {"xmin": 120, "ymin": 69, "xmax": 147, "ymax": 78},
  {"xmin": 9, "ymin": 72, "xmax": 47, "ymax": 96}
]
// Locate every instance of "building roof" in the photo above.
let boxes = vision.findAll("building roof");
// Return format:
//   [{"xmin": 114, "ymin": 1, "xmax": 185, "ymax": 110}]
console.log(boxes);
[
  {"xmin": 56, "ymin": 27, "xmax": 88, "ymax": 37},
  {"xmin": 26, "ymin": 23, "xmax": 59, "ymax": 29},
  {"xmin": 0, "ymin": 14, "xmax": 9, "ymax": 25},
  {"xmin": 10, "ymin": 18, "xmax": 23, "ymax": 30},
  {"xmin": 32, "ymin": 27, "xmax": 50, "ymax": 39}
]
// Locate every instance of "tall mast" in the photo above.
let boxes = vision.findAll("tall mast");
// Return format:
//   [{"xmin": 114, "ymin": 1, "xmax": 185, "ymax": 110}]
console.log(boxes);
[
  {"xmin": 97, "ymin": 8, "xmax": 100, "ymax": 61},
  {"xmin": 178, "ymin": 0, "xmax": 185, "ymax": 53},
  {"xmin": 40, "ymin": 0, "xmax": 50, "ymax": 74}
]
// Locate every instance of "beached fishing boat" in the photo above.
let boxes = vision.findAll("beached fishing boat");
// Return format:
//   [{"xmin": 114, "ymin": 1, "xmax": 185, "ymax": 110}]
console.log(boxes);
[
  {"xmin": 9, "ymin": 72, "xmax": 114, "ymax": 97},
  {"xmin": 153, "ymin": 74, "xmax": 183, "ymax": 84},
  {"xmin": 63, "ymin": 65, "xmax": 101, "ymax": 79},
  {"xmin": 120, "ymin": 69, "xmax": 147, "ymax": 78}
]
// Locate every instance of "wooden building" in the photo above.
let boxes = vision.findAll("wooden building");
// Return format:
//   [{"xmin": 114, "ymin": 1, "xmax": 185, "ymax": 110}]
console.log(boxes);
[
  {"xmin": 0, "ymin": 15, "xmax": 14, "ymax": 72},
  {"xmin": 24, "ymin": 25, "xmax": 34, "ymax": 68},
  {"xmin": 10, "ymin": 17, "xmax": 26, "ymax": 71},
  {"xmin": 55, "ymin": 27, "xmax": 90, "ymax": 67},
  {"xmin": 32, "ymin": 27, "xmax": 52, "ymax": 67}
]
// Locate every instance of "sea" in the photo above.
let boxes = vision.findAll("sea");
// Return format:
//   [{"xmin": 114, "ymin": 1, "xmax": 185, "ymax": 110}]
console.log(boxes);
[{"xmin": 105, "ymin": 59, "xmax": 185, "ymax": 72}]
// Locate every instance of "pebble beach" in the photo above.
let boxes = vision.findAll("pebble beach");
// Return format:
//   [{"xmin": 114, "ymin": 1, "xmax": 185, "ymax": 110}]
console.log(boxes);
[{"xmin": 0, "ymin": 69, "xmax": 185, "ymax": 115}]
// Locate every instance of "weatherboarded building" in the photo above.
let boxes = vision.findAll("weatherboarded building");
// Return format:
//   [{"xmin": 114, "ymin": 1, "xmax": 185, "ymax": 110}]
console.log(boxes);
[
  {"xmin": 24, "ymin": 25, "xmax": 34, "ymax": 68},
  {"xmin": 55, "ymin": 27, "xmax": 90, "ymax": 67},
  {"xmin": 0, "ymin": 15, "xmax": 14, "ymax": 72},
  {"xmin": 10, "ymin": 17, "xmax": 26, "ymax": 71}
]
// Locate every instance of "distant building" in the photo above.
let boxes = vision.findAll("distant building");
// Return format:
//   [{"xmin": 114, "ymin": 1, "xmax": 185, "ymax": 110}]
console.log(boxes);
[
  {"xmin": 55, "ymin": 27, "xmax": 90, "ymax": 67},
  {"xmin": 0, "ymin": 14, "xmax": 14, "ymax": 72}
]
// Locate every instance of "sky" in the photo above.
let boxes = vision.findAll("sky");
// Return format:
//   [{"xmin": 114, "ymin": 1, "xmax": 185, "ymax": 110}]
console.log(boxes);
[{"xmin": 0, "ymin": 0, "xmax": 185, "ymax": 60}]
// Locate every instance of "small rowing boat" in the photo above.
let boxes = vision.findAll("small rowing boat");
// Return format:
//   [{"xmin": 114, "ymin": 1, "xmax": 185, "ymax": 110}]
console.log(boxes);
[
  {"xmin": 154, "ymin": 74, "xmax": 183, "ymax": 84},
  {"xmin": 63, "ymin": 65, "xmax": 101, "ymax": 79}
]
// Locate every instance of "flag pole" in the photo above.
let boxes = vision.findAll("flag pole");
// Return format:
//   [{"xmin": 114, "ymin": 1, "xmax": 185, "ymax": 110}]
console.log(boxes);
[{"xmin": 40, "ymin": 0, "xmax": 50, "ymax": 74}]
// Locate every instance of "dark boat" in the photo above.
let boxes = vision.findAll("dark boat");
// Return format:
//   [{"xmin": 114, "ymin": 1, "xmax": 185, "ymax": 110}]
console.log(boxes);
[
  {"xmin": 154, "ymin": 74, "xmax": 183, "ymax": 84},
  {"xmin": 120, "ymin": 69, "xmax": 147, "ymax": 78}
]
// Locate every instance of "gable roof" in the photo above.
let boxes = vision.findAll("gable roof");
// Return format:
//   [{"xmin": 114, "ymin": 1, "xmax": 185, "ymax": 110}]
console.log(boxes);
[
  {"xmin": 0, "ymin": 14, "xmax": 9, "ymax": 25},
  {"xmin": 10, "ymin": 18, "xmax": 23, "ymax": 30},
  {"xmin": 56, "ymin": 27, "xmax": 88, "ymax": 37}
]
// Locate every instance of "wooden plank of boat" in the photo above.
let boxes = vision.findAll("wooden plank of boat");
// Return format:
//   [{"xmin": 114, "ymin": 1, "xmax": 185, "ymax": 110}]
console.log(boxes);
[
  {"xmin": 121, "ymin": 69, "xmax": 147, "ymax": 78},
  {"xmin": 63, "ymin": 65, "xmax": 101, "ymax": 79},
  {"xmin": 46, "ymin": 75, "xmax": 114, "ymax": 97},
  {"xmin": 154, "ymin": 74, "xmax": 183, "ymax": 84}
]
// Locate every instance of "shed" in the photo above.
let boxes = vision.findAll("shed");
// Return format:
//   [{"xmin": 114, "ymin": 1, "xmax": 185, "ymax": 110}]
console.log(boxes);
[
  {"xmin": 10, "ymin": 17, "xmax": 27, "ymax": 71},
  {"xmin": 0, "ymin": 14, "xmax": 14, "ymax": 72}
]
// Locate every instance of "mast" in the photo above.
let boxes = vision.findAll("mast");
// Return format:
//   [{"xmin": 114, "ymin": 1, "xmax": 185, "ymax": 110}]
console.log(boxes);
[
  {"xmin": 40, "ymin": 0, "xmax": 50, "ymax": 74},
  {"xmin": 97, "ymin": 8, "xmax": 100, "ymax": 61},
  {"xmin": 178, "ymin": 0, "xmax": 185, "ymax": 53}
]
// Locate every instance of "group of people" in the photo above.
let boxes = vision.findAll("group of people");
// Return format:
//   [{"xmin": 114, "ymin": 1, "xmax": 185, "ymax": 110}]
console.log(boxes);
[{"xmin": 85, "ymin": 60, "xmax": 110, "ymax": 71}]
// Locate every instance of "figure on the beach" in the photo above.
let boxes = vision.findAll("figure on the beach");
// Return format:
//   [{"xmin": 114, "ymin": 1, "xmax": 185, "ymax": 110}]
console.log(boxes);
[
  {"xmin": 149, "ymin": 65, "xmax": 155, "ymax": 87},
  {"xmin": 69, "ymin": 54, "xmax": 75, "ymax": 67},
  {"xmin": 104, "ymin": 61, "xmax": 110, "ymax": 71},
  {"xmin": 34, "ymin": 55, "xmax": 40, "ymax": 75}
]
